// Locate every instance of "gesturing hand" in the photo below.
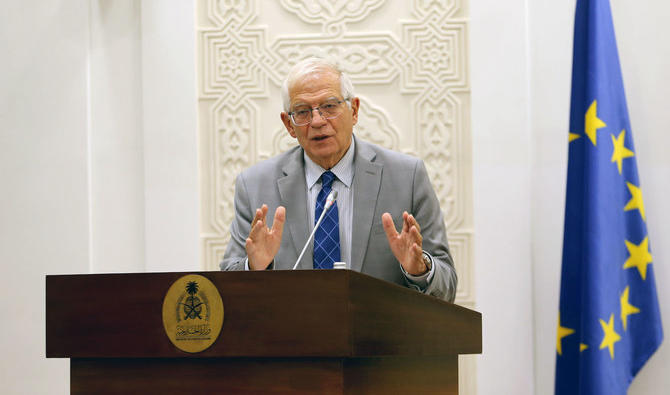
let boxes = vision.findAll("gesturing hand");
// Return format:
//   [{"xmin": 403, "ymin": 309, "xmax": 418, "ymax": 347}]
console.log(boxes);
[
  {"xmin": 382, "ymin": 211, "xmax": 428, "ymax": 276},
  {"xmin": 246, "ymin": 204, "xmax": 286, "ymax": 270}
]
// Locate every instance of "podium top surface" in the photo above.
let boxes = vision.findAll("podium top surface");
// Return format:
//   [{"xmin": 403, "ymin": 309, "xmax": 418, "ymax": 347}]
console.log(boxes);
[{"xmin": 46, "ymin": 270, "xmax": 481, "ymax": 358}]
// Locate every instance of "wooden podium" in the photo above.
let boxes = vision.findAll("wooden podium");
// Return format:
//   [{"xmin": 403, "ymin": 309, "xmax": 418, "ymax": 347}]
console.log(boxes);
[{"xmin": 46, "ymin": 270, "xmax": 481, "ymax": 394}]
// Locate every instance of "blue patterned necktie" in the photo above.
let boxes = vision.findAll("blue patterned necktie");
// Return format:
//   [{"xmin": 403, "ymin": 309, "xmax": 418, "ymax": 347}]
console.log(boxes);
[{"xmin": 313, "ymin": 171, "xmax": 340, "ymax": 269}]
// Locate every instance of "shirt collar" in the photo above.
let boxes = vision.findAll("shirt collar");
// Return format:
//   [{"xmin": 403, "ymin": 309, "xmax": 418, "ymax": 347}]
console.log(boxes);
[{"xmin": 304, "ymin": 137, "xmax": 355, "ymax": 190}]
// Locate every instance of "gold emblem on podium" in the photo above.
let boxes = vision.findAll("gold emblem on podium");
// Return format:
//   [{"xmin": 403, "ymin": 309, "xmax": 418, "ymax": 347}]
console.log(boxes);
[{"xmin": 162, "ymin": 274, "xmax": 224, "ymax": 353}]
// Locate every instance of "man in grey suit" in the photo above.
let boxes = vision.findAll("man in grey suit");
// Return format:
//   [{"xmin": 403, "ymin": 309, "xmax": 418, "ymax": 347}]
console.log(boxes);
[{"xmin": 221, "ymin": 58, "xmax": 457, "ymax": 302}]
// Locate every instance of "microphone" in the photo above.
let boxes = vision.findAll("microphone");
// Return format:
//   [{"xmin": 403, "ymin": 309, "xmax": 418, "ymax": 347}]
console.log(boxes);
[{"xmin": 292, "ymin": 190, "xmax": 338, "ymax": 270}]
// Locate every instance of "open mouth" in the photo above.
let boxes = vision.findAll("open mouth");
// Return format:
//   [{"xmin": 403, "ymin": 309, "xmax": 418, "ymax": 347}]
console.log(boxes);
[{"xmin": 313, "ymin": 135, "xmax": 330, "ymax": 141}]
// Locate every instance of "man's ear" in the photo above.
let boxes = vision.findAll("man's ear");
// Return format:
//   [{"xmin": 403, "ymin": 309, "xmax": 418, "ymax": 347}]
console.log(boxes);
[
  {"xmin": 350, "ymin": 97, "xmax": 360, "ymax": 126},
  {"xmin": 280, "ymin": 112, "xmax": 297, "ymax": 138}
]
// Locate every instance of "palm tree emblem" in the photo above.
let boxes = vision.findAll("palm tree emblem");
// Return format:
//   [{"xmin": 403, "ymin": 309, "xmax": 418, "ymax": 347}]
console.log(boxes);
[{"xmin": 181, "ymin": 281, "xmax": 203, "ymax": 320}]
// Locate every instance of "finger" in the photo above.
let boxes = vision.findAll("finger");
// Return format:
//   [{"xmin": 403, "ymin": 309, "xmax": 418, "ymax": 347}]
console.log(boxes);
[
  {"xmin": 402, "ymin": 211, "xmax": 410, "ymax": 234},
  {"xmin": 248, "ymin": 219, "xmax": 264, "ymax": 239},
  {"xmin": 382, "ymin": 212, "xmax": 398, "ymax": 240},
  {"xmin": 260, "ymin": 204, "xmax": 269, "ymax": 225},
  {"xmin": 245, "ymin": 237, "xmax": 258, "ymax": 258},
  {"xmin": 251, "ymin": 208, "xmax": 263, "ymax": 228},
  {"xmin": 271, "ymin": 206, "xmax": 286, "ymax": 236},
  {"xmin": 410, "ymin": 225, "xmax": 423, "ymax": 248},
  {"xmin": 408, "ymin": 214, "xmax": 421, "ymax": 233}
]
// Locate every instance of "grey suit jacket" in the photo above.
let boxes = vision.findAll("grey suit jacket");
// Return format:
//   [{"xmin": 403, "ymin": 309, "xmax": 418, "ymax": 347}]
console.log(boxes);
[{"xmin": 220, "ymin": 136, "xmax": 457, "ymax": 302}]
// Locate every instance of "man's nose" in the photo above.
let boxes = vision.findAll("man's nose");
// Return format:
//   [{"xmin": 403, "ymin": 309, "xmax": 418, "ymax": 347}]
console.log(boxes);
[{"xmin": 310, "ymin": 108, "xmax": 327, "ymax": 126}]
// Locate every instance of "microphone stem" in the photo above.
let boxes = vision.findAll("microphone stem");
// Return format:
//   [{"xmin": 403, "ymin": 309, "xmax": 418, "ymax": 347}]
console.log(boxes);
[{"xmin": 292, "ymin": 202, "xmax": 330, "ymax": 270}]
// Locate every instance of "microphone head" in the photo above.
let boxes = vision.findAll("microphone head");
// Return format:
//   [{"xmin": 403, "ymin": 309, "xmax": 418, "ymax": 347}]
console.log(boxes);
[{"xmin": 325, "ymin": 190, "xmax": 338, "ymax": 208}]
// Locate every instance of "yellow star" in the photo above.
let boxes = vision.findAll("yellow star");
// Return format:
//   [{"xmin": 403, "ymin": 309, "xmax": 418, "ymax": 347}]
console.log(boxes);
[
  {"xmin": 569, "ymin": 132, "xmax": 581, "ymax": 142},
  {"xmin": 599, "ymin": 314, "xmax": 621, "ymax": 359},
  {"xmin": 624, "ymin": 182, "xmax": 646, "ymax": 221},
  {"xmin": 585, "ymin": 100, "xmax": 607, "ymax": 145},
  {"xmin": 620, "ymin": 286, "xmax": 641, "ymax": 331},
  {"xmin": 580, "ymin": 343, "xmax": 589, "ymax": 352},
  {"xmin": 623, "ymin": 237, "xmax": 653, "ymax": 280},
  {"xmin": 610, "ymin": 130, "xmax": 634, "ymax": 174},
  {"xmin": 557, "ymin": 313, "xmax": 575, "ymax": 356}
]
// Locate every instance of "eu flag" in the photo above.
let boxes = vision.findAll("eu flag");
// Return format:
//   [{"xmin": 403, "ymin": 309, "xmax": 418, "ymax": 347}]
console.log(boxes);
[{"xmin": 556, "ymin": 0, "xmax": 663, "ymax": 394}]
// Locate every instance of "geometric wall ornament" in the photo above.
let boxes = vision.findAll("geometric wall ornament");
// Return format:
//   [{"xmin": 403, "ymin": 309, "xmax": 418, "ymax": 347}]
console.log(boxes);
[
  {"xmin": 198, "ymin": 0, "xmax": 472, "ymax": 297},
  {"xmin": 198, "ymin": 0, "xmax": 474, "ymax": 391},
  {"xmin": 279, "ymin": 0, "xmax": 387, "ymax": 36},
  {"xmin": 198, "ymin": 0, "xmax": 472, "ymax": 285},
  {"xmin": 350, "ymin": 94, "xmax": 401, "ymax": 151}
]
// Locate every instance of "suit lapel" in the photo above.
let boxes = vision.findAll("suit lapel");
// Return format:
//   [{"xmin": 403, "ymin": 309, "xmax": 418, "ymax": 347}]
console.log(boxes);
[
  {"xmin": 277, "ymin": 149, "xmax": 312, "ymax": 269},
  {"xmin": 351, "ymin": 137, "xmax": 383, "ymax": 272}
]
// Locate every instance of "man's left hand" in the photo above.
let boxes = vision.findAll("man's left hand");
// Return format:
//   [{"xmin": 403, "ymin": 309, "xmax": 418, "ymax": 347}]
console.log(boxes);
[{"xmin": 382, "ymin": 211, "xmax": 428, "ymax": 276}]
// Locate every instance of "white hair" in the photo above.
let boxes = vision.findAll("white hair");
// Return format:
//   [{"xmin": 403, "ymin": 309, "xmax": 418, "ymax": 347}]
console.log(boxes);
[{"xmin": 281, "ymin": 57, "xmax": 355, "ymax": 112}]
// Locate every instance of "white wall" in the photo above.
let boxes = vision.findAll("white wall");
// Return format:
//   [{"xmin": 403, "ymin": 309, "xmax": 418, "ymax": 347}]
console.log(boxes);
[
  {"xmin": 89, "ymin": 0, "xmax": 199, "ymax": 275},
  {"xmin": 0, "ymin": 1, "xmax": 198, "ymax": 393},
  {"xmin": 89, "ymin": 0, "xmax": 145, "ymax": 273},
  {"xmin": 528, "ymin": 2, "xmax": 572, "ymax": 394},
  {"xmin": 1, "ymin": 2, "xmax": 93, "ymax": 393},
  {"xmin": 141, "ymin": 1, "xmax": 199, "ymax": 273},
  {"xmin": 529, "ymin": 1, "xmax": 670, "ymax": 394},
  {"xmin": 470, "ymin": 0, "xmax": 536, "ymax": 393}
]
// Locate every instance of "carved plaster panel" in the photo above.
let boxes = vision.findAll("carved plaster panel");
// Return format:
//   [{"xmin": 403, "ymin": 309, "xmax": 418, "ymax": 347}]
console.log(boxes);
[
  {"xmin": 197, "ymin": 0, "xmax": 474, "ymax": 389},
  {"xmin": 198, "ymin": 0, "xmax": 472, "ymax": 298}
]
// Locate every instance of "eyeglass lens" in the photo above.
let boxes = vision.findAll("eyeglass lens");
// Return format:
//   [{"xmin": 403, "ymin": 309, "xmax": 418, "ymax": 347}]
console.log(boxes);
[{"xmin": 291, "ymin": 100, "xmax": 344, "ymax": 125}]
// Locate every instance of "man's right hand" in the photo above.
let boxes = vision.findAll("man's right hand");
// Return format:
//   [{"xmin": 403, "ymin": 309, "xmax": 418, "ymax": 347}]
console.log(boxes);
[{"xmin": 246, "ymin": 204, "xmax": 286, "ymax": 270}]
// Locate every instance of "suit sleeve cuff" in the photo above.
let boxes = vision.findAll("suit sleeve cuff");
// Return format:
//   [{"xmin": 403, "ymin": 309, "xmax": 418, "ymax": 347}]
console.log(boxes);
[
  {"xmin": 400, "ymin": 251, "xmax": 435, "ymax": 291},
  {"xmin": 245, "ymin": 258, "xmax": 274, "ymax": 270}
]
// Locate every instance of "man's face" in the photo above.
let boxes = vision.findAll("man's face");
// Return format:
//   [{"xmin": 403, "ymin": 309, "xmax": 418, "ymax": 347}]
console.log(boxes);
[{"xmin": 281, "ymin": 71, "xmax": 359, "ymax": 170}]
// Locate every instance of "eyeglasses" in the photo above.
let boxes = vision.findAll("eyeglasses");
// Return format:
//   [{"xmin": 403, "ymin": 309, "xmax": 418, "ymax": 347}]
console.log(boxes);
[{"xmin": 288, "ymin": 99, "xmax": 350, "ymax": 126}]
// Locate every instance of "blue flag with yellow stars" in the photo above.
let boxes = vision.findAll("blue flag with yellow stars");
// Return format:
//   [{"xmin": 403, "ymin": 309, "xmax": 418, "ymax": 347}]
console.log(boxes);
[{"xmin": 555, "ymin": 0, "xmax": 663, "ymax": 394}]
